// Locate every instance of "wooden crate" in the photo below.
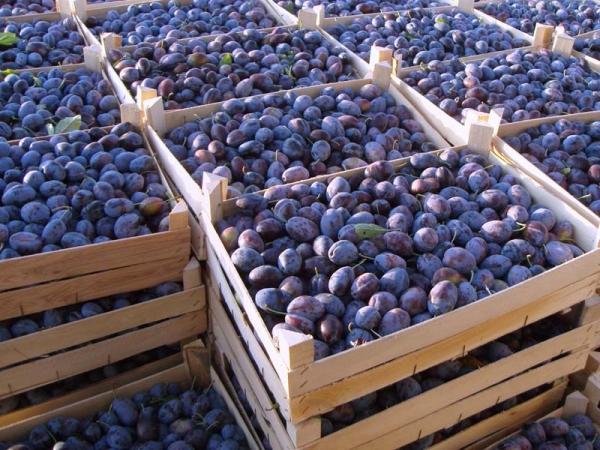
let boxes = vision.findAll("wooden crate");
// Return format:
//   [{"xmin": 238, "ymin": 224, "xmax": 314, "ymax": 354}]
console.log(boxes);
[
  {"xmin": 208, "ymin": 259, "xmax": 599, "ymax": 449},
  {"xmin": 428, "ymin": 382, "xmax": 568, "ymax": 450},
  {"xmin": 97, "ymin": 20, "xmax": 367, "ymax": 130},
  {"xmin": 0, "ymin": 257, "xmax": 206, "ymax": 404},
  {"xmin": 474, "ymin": 373, "xmax": 600, "ymax": 449},
  {"xmin": 492, "ymin": 113, "xmax": 600, "ymax": 228},
  {"xmin": 71, "ymin": 0, "xmax": 296, "ymax": 47},
  {"xmin": 390, "ymin": 32, "xmax": 596, "ymax": 146},
  {"xmin": 0, "ymin": 340, "xmax": 260, "ymax": 450},
  {"xmin": 143, "ymin": 76, "xmax": 450, "ymax": 258},
  {"xmin": 197, "ymin": 122, "xmax": 600, "ymax": 447},
  {"xmin": 307, "ymin": 0, "xmax": 536, "ymax": 76},
  {"xmin": 68, "ymin": 0, "xmax": 298, "ymax": 25},
  {"xmin": 0, "ymin": 353, "xmax": 182, "ymax": 428},
  {"xmin": 0, "ymin": 116, "xmax": 190, "ymax": 296},
  {"xmin": 0, "ymin": 44, "xmax": 140, "ymax": 128}
]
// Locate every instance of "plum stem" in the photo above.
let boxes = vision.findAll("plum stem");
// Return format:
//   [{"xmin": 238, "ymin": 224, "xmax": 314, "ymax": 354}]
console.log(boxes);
[
  {"xmin": 352, "ymin": 258, "xmax": 367, "ymax": 269},
  {"xmin": 359, "ymin": 253, "xmax": 374, "ymax": 260},
  {"xmin": 371, "ymin": 329, "xmax": 382, "ymax": 339},
  {"xmin": 264, "ymin": 305, "xmax": 287, "ymax": 316}
]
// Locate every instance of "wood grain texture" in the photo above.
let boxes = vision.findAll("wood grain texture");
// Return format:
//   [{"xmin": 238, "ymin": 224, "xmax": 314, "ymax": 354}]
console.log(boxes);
[
  {"xmin": 0, "ymin": 255, "xmax": 188, "ymax": 321},
  {"xmin": 0, "ymin": 311, "xmax": 206, "ymax": 399},
  {"xmin": 0, "ymin": 286, "xmax": 205, "ymax": 368}
]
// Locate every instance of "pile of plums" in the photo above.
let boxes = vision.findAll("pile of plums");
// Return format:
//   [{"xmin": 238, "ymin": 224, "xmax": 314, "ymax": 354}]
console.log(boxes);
[
  {"xmin": 404, "ymin": 48, "xmax": 600, "ymax": 124},
  {"xmin": 0, "ymin": 17, "xmax": 85, "ymax": 69},
  {"xmin": 108, "ymin": 27, "xmax": 359, "ymax": 110},
  {"xmin": 503, "ymin": 119, "xmax": 600, "ymax": 216},
  {"xmin": 325, "ymin": 8, "xmax": 528, "ymax": 67},
  {"xmin": 163, "ymin": 83, "xmax": 437, "ymax": 195},
  {"xmin": 0, "ymin": 68, "xmax": 122, "ymax": 140},
  {"xmin": 84, "ymin": 0, "xmax": 280, "ymax": 45},
  {"xmin": 0, "ymin": 123, "xmax": 173, "ymax": 260},
  {"xmin": 218, "ymin": 149, "xmax": 584, "ymax": 361}
]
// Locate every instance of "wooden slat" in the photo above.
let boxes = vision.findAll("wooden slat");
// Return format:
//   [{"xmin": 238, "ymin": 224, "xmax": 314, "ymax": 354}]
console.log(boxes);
[
  {"xmin": 330, "ymin": 350, "xmax": 588, "ymax": 450},
  {"xmin": 0, "ymin": 353, "xmax": 183, "ymax": 428},
  {"xmin": 205, "ymin": 251, "xmax": 292, "ymax": 421},
  {"xmin": 211, "ymin": 300, "xmax": 295, "ymax": 450},
  {"xmin": 210, "ymin": 366, "xmax": 262, "ymax": 450},
  {"xmin": 0, "ymin": 255, "xmax": 187, "ymax": 321},
  {"xmin": 0, "ymin": 286, "xmax": 205, "ymax": 368},
  {"xmin": 0, "ymin": 311, "xmax": 206, "ymax": 399},
  {"xmin": 212, "ymin": 355, "xmax": 268, "ymax": 450},
  {"xmin": 0, "ymin": 224, "xmax": 189, "ymax": 292},
  {"xmin": 435, "ymin": 382, "xmax": 567, "ymax": 450},
  {"xmin": 0, "ymin": 365, "xmax": 190, "ymax": 442},
  {"xmin": 289, "ymin": 317, "xmax": 599, "ymax": 424}
]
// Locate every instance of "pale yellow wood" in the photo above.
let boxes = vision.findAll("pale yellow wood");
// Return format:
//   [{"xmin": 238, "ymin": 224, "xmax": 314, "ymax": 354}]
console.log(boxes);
[
  {"xmin": 83, "ymin": 46, "xmax": 102, "ymax": 72},
  {"xmin": 433, "ymin": 382, "xmax": 566, "ymax": 450},
  {"xmin": 533, "ymin": 24, "xmax": 554, "ymax": 47},
  {"xmin": 393, "ymin": 78, "xmax": 467, "ymax": 146},
  {"xmin": 137, "ymin": 85, "xmax": 158, "ymax": 110},
  {"xmin": 289, "ymin": 317, "xmax": 599, "ymax": 424},
  {"xmin": 331, "ymin": 351, "xmax": 588, "ymax": 450},
  {"xmin": 0, "ymin": 286, "xmax": 205, "ymax": 368},
  {"xmin": 144, "ymin": 97, "xmax": 167, "ymax": 137},
  {"xmin": 100, "ymin": 32, "xmax": 122, "ymax": 52},
  {"xmin": 211, "ymin": 303, "xmax": 295, "ymax": 450},
  {"xmin": 0, "ymin": 255, "xmax": 187, "ymax": 321},
  {"xmin": 0, "ymin": 353, "xmax": 183, "ymax": 428},
  {"xmin": 467, "ymin": 122, "xmax": 493, "ymax": 156},
  {"xmin": 287, "ymin": 268, "xmax": 598, "ymax": 399},
  {"xmin": 183, "ymin": 340, "xmax": 211, "ymax": 388},
  {"xmin": 168, "ymin": 200, "xmax": 190, "ymax": 231},
  {"xmin": 563, "ymin": 391, "xmax": 590, "ymax": 417},
  {"xmin": 392, "ymin": 55, "xmax": 403, "ymax": 77},
  {"xmin": 183, "ymin": 258, "xmax": 202, "ymax": 290},
  {"xmin": 584, "ymin": 373, "xmax": 600, "ymax": 406},
  {"xmin": 69, "ymin": 0, "xmax": 86, "ymax": 20},
  {"xmin": 458, "ymin": 0, "xmax": 474, "ymax": 12},
  {"xmin": 0, "ymin": 365, "xmax": 189, "ymax": 442},
  {"xmin": 209, "ymin": 367, "xmax": 262, "ymax": 450},
  {"xmin": 369, "ymin": 47, "xmax": 393, "ymax": 67},
  {"xmin": 287, "ymin": 417, "xmax": 321, "ymax": 447},
  {"xmin": 56, "ymin": 0, "xmax": 70, "ymax": 14},
  {"xmin": 0, "ymin": 311, "xmax": 206, "ymax": 399},
  {"xmin": 274, "ymin": 329, "xmax": 314, "ymax": 371},
  {"xmin": 120, "ymin": 103, "xmax": 140, "ymax": 127},
  {"xmin": 552, "ymin": 33, "xmax": 575, "ymax": 57},
  {"xmin": 205, "ymin": 250, "xmax": 292, "ymax": 421},
  {"xmin": 202, "ymin": 173, "xmax": 228, "ymax": 223},
  {"xmin": 488, "ymin": 108, "xmax": 504, "ymax": 133},
  {"xmin": 297, "ymin": 8, "xmax": 320, "ymax": 30},
  {"xmin": 579, "ymin": 296, "xmax": 600, "ymax": 325},
  {"xmin": 372, "ymin": 62, "xmax": 392, "ymax": 91},
  {"xmin": 189, "ymin": 214, "xmax": 207, "ymax": 261},
  {"xmin": 0, "ymin": 227, "xmax": 189, "ymax": 292}
]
